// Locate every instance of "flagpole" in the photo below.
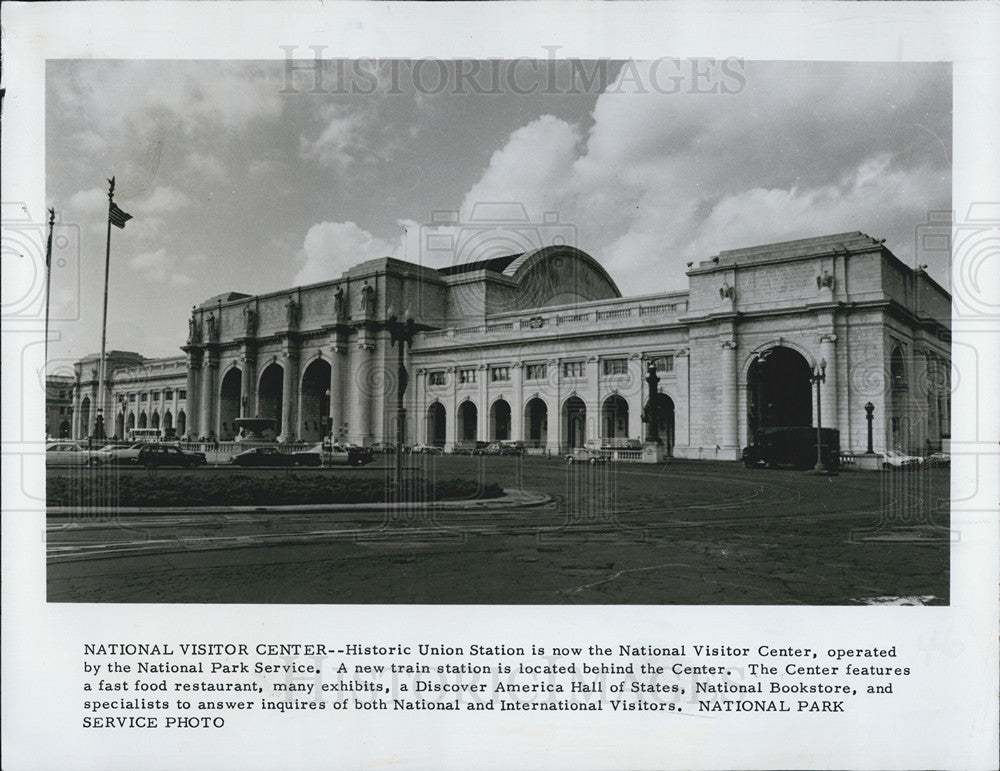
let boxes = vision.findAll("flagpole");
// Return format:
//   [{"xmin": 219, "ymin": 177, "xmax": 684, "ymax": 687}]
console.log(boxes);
[
  {"xmin": 44, "ymin": 208, "xmax": 55, "ymax": 365},
  {"xmin": 97, "ymin": 177, "xmax": 115, "ymax": 439}
]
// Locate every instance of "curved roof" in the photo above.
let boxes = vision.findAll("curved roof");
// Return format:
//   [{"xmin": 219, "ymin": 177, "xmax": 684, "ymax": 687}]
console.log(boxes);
[{"xmin": 501, "ymin": 245, "xmax": 621, "ymax": 298}]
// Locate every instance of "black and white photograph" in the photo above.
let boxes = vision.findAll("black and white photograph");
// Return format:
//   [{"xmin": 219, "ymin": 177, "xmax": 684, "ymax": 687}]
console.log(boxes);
[
  {"xmin": 3, "ymin": 3, "xmax": 998, "ymax": 770},
  {"xmin": 43, "ymin": 57, "xmax": 953, "ymax": 606}
]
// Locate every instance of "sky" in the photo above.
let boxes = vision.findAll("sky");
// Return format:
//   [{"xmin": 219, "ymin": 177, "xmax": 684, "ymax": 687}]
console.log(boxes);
[{"xmin": 45, "ymin": 58, "xmax": 951, "ymax": 366}]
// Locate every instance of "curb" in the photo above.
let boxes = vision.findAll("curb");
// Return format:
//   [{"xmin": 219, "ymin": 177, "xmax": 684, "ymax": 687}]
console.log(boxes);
[{"xmin": 46, "ymin": 491, "xmax": 552, "ymax": 518}]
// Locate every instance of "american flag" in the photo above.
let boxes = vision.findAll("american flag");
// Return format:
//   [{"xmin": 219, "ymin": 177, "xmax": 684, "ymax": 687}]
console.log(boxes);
[{"xmin": 109, "ymin": 202, "xmax": 132, "ymax": 229}]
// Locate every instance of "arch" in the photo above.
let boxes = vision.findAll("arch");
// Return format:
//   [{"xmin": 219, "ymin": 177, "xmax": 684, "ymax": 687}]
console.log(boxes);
[
  {"xmin": 746, "ymin": 346, "xmax": 812, "ymax": 441},
  {"xmin": 601, "ymin": 394, "xmax": 629, "ymax": 440},
  {"xmin": 426, "ymin": 401, "xmax": 446, "ymax": 447},
  {"xmin": 524, "ymin": 397, "xmax": 548, "ymax": 448},
  {"xmin": 889, "ymin": 343, "xmax": 909, "ymax": 450},
  {"xmin": 176, "ymin": 410, "xmax": 187, "ymax": 437},
  {"xmin": 219, "ymin": 367, "xmax": 242, "ymax": 440},
  {"xmin": 458, "ymin": 400, "xmax": 478, "ymax": 442},
  {"xmin": 59, "ymin": 420, "xmax": 71, "ymax": 438},
  {"xmin": 80, "ymin": 396, "xmax": 92, "ymax": 438},
  {"xmin": 151, "ymin": 410, "xmax": 160, "ymax": 430},
  {"xmin": 562, "ymin": 396, "xmax": 587, "ymax": 449},
  {"xmin": 503, "ymin": 245, "xmax": 622, "ymax": 309},
  {"xmin": 126, "ymin": 412, "xmax": 136, "ymax": 432},
  {"xmin": 163, "ymin": 410, "xmax": 173, "ymax": 433},
  {"xmin": 490, "ymin": 398, "xmax": 511, "ymax": 441},
  {"xmin": 300, "ymin": 359, "xmax": 332, "ymax": 443},
  {"xmin": 644, "ymin": 392, "xmax": 675, "ymax": 455},
  {"xmin": 256, "ymin": 362, "xmax": 284, "ymax": 436},
  {"xmin": 114, "ymin": 412, "xmax": 125, "ymax": 439},
  {"xmin": 138, "ymin": 411, "xmax": 148, "ymax": 429}
]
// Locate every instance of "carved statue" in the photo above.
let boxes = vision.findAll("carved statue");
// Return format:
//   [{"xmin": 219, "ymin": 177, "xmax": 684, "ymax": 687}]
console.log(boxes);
[
  {"xmin": 360, "ymin": 282, "xmax": 375, "ymax": 316},
  {"xmin": 187, "ymin": 314, "xmax": 200, "ymax": 344},
  {"xmin": 242, "ymin": 305, "xmax": 257, "ymax": 336},
  {"xmin": 816, "ymin": 269, "xmax": 835, "ymax": 291},
  {"xmin": 285, "ymin": 297, "xmax": 299, "ymax": 327},
  {"xmin": 719, "ymin": 281, "xmax": 735, "ymax": 301},
  {"xmin": 334, "ymin": 285, "xmax": 345, "ymax": 321}
]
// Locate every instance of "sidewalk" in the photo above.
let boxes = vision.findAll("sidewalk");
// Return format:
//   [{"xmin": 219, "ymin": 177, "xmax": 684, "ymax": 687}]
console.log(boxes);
[{"xmin": 46, "ymin": 489, "xmax": 551, "ymax": 518}]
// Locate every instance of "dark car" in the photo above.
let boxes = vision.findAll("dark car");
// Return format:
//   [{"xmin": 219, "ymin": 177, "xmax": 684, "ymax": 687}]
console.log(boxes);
[
  {"xmin": 318, "ymin": 443, "xmax": 375, "ymax": 467},
  {"xmin": 742, "ymin": 427, "xmax": 840, "ymax": 470},
  {"xmin": 454, "ymin": 441, "xmax": 490, "ymax": 455},
  {"xmin": 138, "ymin": 444, "xmax": 207, "ymax": 468},
  {"xmin": 231, "ymin": 446, "xmax": 320, "ymax": 467}
]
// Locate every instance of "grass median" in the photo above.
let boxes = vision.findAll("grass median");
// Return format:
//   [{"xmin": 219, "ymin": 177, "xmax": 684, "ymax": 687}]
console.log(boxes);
[{"xmin": 47, "ymin": 471, "xmax": 503, "ymax": 509}]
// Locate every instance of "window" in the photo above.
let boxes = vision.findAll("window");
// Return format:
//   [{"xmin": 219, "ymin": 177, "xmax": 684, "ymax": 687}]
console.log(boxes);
[
  {"xmin": 151, "ymin": 391, "xmax": 160, "ymax": 401},
  {"xmin": 59, "ymin": 407, "xmax": 66, "ymax": 415},
  {"xmin": 429, "ymin": 371, "xmax": 446, "ymax": 386},
  {"xmin": 459, "ymin": 368, "xmax": 477, "ymax": 384},
  {"xmin": 129, "ymin": 394, "xmax": 136, "ymax": 402},
  {"xmin": 602, "ymin": 358, "xmax": 627, "ymax": 376},
  {"xmin": 178, "ymin": 389, "xmax": 187, "ymax": 400},
  {"xmin": 490, "ymin": 366, "xmax": 510, "ymax": 383},
  {"xmin": 58, "ymin": 390, "xmax": 66, "ymax": 399},
  {"xmin": 165, "ymin": 389, "xmax": 173, "ymax": 399},
  {"xmin": 562, "ymin": 361, "xmax": 585, "ymax": 378},
  {"xmin": 652, "ymin": 355, "xmax": 674, "ymax": 373},
  {"xmin": 525, "ymin": 363, "xmax": 547, "ymax": 381},
  {"xmin": 140, "ymin": 392, "xmax": 148, "ymax": 402}
]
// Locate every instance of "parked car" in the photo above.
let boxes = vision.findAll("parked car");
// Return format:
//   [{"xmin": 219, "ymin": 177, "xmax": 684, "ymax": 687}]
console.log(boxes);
[
  {"xmin": 742, "ymin": 427, "xmax": 841, "ymax": 470},
  {"xmin": 45, "ymin": 441, "xmax": 108, "ymax": 467},
  {"xmin": 408, "ymin": 443, "xmax": 443, "ymax": 455},
  {"xmin": 925, "ymin": 451, "xmax": 950, "ymax": 468},
  {"xmin": 231, "ymin": 446, "xmax": 320, "ymax": 467},
  {"xmin": 138, "ymin": 444, "xmax": 207, "ymax": 468},
  {"xmin": 879, "ymin": 450, "xmax": 922, "ymax": 470},
  {"xmin": 453, "ymin": 441, "xmax": 489, "ymax": 455},
  {"xmin": 498, "ymin": 440, "xmax": 525, "ymax": 456},
  {"xmin": 318, "ymin": 443, "xmax": 375, "ymax": 467},
  {"xmin": 369, "ymin": 441, "xmax": 396, "ymax": 454},
  {"xmin": 99, "ymin": 442, "xmax": 147, "ymax": 465},
  {"xmin": 565, "ymin": 446, "xmax": 606, "ymax": 464}
]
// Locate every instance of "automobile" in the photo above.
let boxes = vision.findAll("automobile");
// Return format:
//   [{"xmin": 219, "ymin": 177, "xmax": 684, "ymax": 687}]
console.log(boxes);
[
  {"xmin": 98, "ymin": 442, "xmax": 147, "ymax": 465},
  {"xmin": 925, "ymin": 451, "xmax": 950, "ymax": 468},
  {"xmin": 879, "ymin": 449, "xmax": 923, "ymax": 470},
  {"xmin": 45, "ymin": 441, "xmax": 108, "ymax": 467},
  {"xmin": 565, "ymin": 446, "xmax": 606, "ymax": 464},
  {"xmin": 742, "ymin": 427, "xmax": 841, "ymax": 470},
  {"xmin": 498, "ymin": 440, "xmax": 525, "ymax": 456},
  {"xmin": 452, "ymin": 441, "xmax": 489, "ymax": 455},
  {"xmin": 137, "ymin": 444, "xmax": 207, "ymax": 468},
  {"xmin": 408, "ymin": 443, "xmax": 443, "ymax": 455},
  {"xmin": 231, "ymin": 446, "xmax": 320, "ymax": 467},
  {"xmin": 369, "ymin": 441, "xmax": 397, "ymax": 454},
  {"xmin": 317, "ymin": 443, "xmax": 375, "ymax": 467}
]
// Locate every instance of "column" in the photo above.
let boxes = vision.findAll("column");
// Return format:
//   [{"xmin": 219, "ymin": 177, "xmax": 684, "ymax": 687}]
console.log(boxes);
[
  {"xmin": 674, "ymin": 349, "xmax": 691, "ymax": 455},
  {"xmin": 478, "ymin": 364, "xmax": 488, "ymax": 440},
  {"xmin": 329, "ymin": 347, "xmax": 344, "ymax": 441},
  {"xmin": 719, "ymin": 340, "xmax": 738, "ymax": 458},
  {"xmin": 511, "ymin": 362, "xmax": 523, "ymax": 441},
  {"xmin": 281, "ymin": 349, "xmax": 299, "ymax": 441},
  {"xmin": 820, "ymin": 333, "xmax": 838, "ymax": 433},
  {"xmin": 185, "ymin": 349, "xmax": 200, "ymax": 438},
  {"xmin": 240, "ymin": 350, "xmax": 256, "ymax": 418},
  {"xmin": 585, "ymin": 356, "xmax": 600, "ymax": 444},
  {"xmin": 199, "ymin": 355, "xmax": 217, "ymax": 439},
  {"xmin": 354, "ymin": 344, "xmax": 373, "ymax": 445},
  {"xmin": 549, "ymin": 359, "xmax": 562, "ymax": 454},
  {"xmin": 446, "ymin": 368, "xmax": 458, "ymax": 451},
  {"xmin": 627, "ymin": 355, "xmax": 643, "ymax": 441}
]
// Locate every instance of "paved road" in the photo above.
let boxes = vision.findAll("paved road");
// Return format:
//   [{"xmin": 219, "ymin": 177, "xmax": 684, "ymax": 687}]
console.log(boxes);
[{"xmin": 47, "ymin": 457, "xmax": 950, "ymax": 604}]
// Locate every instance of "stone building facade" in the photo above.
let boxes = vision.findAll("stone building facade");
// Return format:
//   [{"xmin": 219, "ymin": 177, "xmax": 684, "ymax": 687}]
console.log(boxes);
[{"xmin": 66, "ymin": 233, "xmax": 951, "ymax": 457}]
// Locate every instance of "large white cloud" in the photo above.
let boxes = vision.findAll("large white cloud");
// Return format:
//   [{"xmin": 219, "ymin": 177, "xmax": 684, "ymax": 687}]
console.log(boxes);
[{"xmin": 294, "ymin": 221, "xmax": 400, "ymax": 286}]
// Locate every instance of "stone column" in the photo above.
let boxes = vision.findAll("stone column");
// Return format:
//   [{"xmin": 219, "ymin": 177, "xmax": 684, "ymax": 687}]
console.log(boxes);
[
  {"xmin": 820, "ymin": 333, "xmax": 838, "ymax": 433},
  {"xmin": 329, "ymin": 347, "xmax": 344, "ymax": 442},
  {"xmin": 354, "ymin": 344, "xmax": 374, "ymax": 445},
  {"xmin": 478, "ymin": 364, "xmax": 488, "ymax": 440},
  {"xmin": 446, "ymin": 367, "xmax": 458, "ymax": 451},
  {"xmin": 240, "ymin": 349, "xmax": 256, "ymax": 418},
  {"xmin": 512, "ymin": 362, "xmax": 523, "ymax": 441},
  {"xmin": 719, "ymin": 340, "xmax": 738, "ymax": 458},
  {"xmin": 199, "ymin": 355, "xmax": 217, "ymax": 438},
  {"xmin": 549, "ymin": 359, "xmax": 562, "ymax": 454},
  {"xmin": 185, "ymin": 350, "xmax": 200, "ymax": 437},
  {"xmin": 674, "ymin": 349, "xmax": 691, "ymax": 454},
  {"xmin": 585, "ymin": 356, "xmax": 600, "ymax": 444},
  {"xmin": 280, "ymin": 349, "xmax": 299, "ymax": 441}
]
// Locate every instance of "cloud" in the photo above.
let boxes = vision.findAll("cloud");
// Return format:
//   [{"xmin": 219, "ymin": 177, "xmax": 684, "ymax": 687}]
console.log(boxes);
[
  {"xmin": 299, "ymin": 105, "xmax": 379, "ymax": 171},
  {"xmin": 133, "ymin": 186, "xmax": 192, "ymax": 217},
  {"xmin": 293, "ymin": 221, "xmax": 399, "ymax": 286},
  {"xmin": 128, "ymin": 248, "xmax": 192, "ymax": 285},
  {"xmin": 67, "ymin": 187, "xmax": 107, "ymax": 215},
  {"xmin": 71, "ymin": 131, "xmax": 107, "ymax": 154},
  {"xmin": 181, "ymin": 152, "xmax": 226, "ymax": 183}
]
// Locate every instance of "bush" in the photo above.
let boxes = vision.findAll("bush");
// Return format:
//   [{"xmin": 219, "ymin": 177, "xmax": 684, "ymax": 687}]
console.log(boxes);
[{"xmin": 47, "ymin": 471, "xmax": 503, "ymax": 509}]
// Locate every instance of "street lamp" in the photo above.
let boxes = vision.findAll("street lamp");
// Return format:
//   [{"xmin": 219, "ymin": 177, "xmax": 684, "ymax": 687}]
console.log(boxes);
[{"xmin": 809, "ymin": 358, "xmax": 827, "ymax": 473}]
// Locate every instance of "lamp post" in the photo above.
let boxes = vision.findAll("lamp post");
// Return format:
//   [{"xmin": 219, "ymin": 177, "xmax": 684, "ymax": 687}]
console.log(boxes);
[
  {"xmin": 809, "ymin": 358, "xmax": 827, "ymax": 473},
  {"xmin": 864, "ymin": 401, "xmax": 875, "ymax": 454}
]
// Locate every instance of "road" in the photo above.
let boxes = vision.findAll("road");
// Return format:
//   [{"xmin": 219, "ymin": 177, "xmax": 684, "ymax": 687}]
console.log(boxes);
[{"xmin": 47, "ymin": 456, "xmax": 950, "ymax": 605}]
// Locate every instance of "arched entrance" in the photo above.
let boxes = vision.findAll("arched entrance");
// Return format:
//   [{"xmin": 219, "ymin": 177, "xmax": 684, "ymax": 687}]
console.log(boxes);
[
  {"xmin": 458, "ymin": 401, "xmax": 478, "ymax": 442},
  {"xmin": 601, "ymin": 395, "xmax": 629, "ymax": 441},
  {"xmin": 644, "ymin": 393, "xmax": 675, "ymax": 455},
  {"xmin": 80, "ymin": 396, "xmax": 91, "ymax": 438},
  {"xmin": 59, "ymin": 420, "xmax": 71, "ymax": 438},
  {"xmin": 524, "ymin": 398, "xmax": 548, "ymax": 448},
  {"xmin": 746, "ymin": 346, "xmax": 812, "ymax": 441},
  {"xmin": 219, "ymin": 367, "xmax": 242, "ymax": 440},
  {"xmin": 151, "ymin": 410, "xmax": 160, "ymax": 430},
  {"xmin": 490, "ymin": 399, "xmax": 511, "ymax": 440},
  {"xmin": 114, "ymin": 412, "xmax": 125, "ymax": 439},
  {"xmin": 257, "ymin": 363, "xmax": 284, "ymax": 433},
  {"xmin": 426, "ymin": 402, "xmax": 446, "ymax": 447},
  {"xmin": 138, "ymin": 411, "xmax": 148, "ymax": 429},
  {"xmin": 176, "ymin": 410, "xmax": 187, "ymax": 437},
  {"xmin": 126, "ymin": 412, "xmax": 136, "ymax": 434},
  {"xmin": 163, "ymin": 410, "xmax": 173, "ymax": 435},
  {"xmin": 562, "ymin": 396, "xmax": 586, "ymax": 449},
  {"xmin": 300, "ymin": 359, "xmax": 332, "ymax": 443},
  {"xmin": 889, "ymin": 344, "xmax": 909, "ymax": 450}
]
